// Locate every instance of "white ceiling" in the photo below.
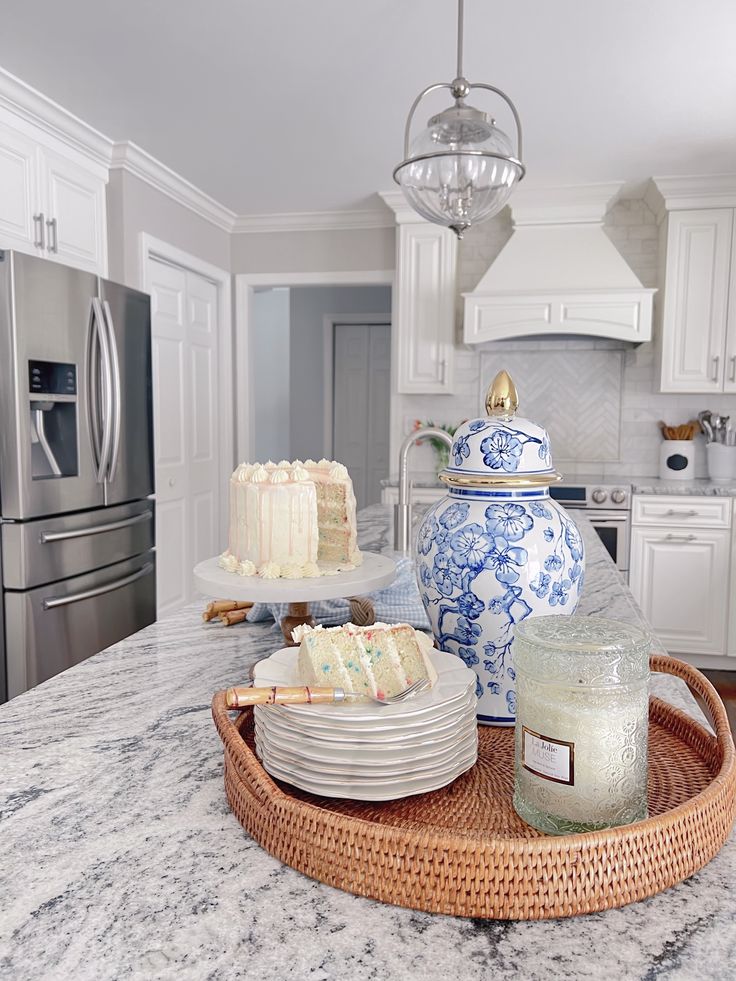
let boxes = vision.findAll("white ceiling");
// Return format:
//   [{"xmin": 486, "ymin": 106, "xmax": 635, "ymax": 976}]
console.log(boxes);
[{"xmin": 2, "ymin": 0, "xmax": 735, "ymax": 216}]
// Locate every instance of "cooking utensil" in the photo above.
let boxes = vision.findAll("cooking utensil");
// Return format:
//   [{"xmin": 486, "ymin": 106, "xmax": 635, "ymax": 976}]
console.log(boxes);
[
  {"xmin": 225, "ymin": 678, "xmax": 430, "ymax": 709},
  {"xmin": 699, "ymin": 411, "xmax": 714, "ymax": 443},
  {"xmin": 711, "ymin": 414, "xmax": 730, "ymax": 443}
]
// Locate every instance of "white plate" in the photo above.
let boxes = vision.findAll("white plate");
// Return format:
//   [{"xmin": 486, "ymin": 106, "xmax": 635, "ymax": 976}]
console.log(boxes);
[
  {"xmin": 257, "ymin": 745, "xmax": 478, "ymax": 801},
  {"xmin": 253, "ymin": 646, "xmax": 475, "ymax": 724},
  {"xmin": 253, "ymin": 688, "xmax": 476, "ymax": 744},
  {"xmin": 253, "ymin": 703, "xmax": 478, "ymax": 763},
  {"xmin": 255, "ymin": 720, "xmax": 478, "ymax": 777}
]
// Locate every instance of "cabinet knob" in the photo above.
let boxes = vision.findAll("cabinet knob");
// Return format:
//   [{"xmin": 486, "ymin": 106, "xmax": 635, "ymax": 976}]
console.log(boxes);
[{"xmin": 168, "ymin": 477, "xmax": 176, "ymax": 487}]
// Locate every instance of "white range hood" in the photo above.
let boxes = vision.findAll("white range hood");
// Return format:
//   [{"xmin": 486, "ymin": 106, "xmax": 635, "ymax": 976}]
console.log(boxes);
[{"xmin": 463, "ymin": 183, "xmax": 655, "ymax": 344}]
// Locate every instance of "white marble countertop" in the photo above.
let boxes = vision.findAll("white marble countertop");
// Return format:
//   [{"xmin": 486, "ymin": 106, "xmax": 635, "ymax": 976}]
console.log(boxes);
[
  {"xmin": 632, "ymin": 478, "xmax": 736, "ymax": 496},
  {"xmin": 1, "ymin": 506, "xmax": 733, "ymax": 981}
]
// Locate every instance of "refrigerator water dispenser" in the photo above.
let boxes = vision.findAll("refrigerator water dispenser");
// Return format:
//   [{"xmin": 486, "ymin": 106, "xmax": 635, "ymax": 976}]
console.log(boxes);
[{"xmin": 28, "ymin": 360, "xmax": 78, "ymax": 479}]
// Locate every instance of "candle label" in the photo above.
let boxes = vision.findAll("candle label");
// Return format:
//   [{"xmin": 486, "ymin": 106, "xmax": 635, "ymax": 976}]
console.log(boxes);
[{"xmin": 522, "ymin": 727, "xmax": 575, "ymax": 786}]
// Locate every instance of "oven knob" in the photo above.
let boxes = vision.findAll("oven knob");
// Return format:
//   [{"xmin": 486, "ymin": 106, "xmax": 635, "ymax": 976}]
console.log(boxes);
[
  {"xmin": 611, "ymin": 489, "xmax": 626, "ymax": 504},
  {"xmin": 592, "ymin": 489, "xmax": 608, "ymax": 504}
]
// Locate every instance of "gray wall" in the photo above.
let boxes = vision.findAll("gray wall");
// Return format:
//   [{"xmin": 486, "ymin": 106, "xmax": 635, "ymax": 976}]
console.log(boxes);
[
  {"xmin": 230, "ymin": 226, "xmax": 394, "ymax": 274},
  {"xmin": 288, "ymin": 285, "xmax": 391, "ymax": 460},
  {"xmin": 251, "ymin": 288, "xmax": 291, "ymax": 462},
  {"xmin": 106, "ymin": 170, "xmax": 232, "ymax": 287}
]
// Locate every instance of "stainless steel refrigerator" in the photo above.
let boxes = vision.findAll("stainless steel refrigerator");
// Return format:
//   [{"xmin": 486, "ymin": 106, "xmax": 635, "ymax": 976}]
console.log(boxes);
[{"xmin": 0, "ymin": 250, "xmax": 156, "ymax": 701}]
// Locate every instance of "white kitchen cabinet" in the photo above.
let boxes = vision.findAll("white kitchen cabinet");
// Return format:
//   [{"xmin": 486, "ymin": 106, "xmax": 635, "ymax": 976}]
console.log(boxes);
[
  {"xmin": 0, "ymin": 121, "xmax": 40, "ymax": 254},
  {"xmin": 659, "ymin": 208, "xmax": 736, "ymax": 393},
  {"xmin": 0, "ymin": 112, "xmax": 107, "ymax": 275},
  {"xmin": 380, "ymin": 191, "xmax": 456, "ymax": 394},
  {"xmin": 40, "ymin": 149, "xmax": 107, "ymax": 274},
  {"xmin": 630, "ymin": 495, "xmax": 733, "ymax": 657}
]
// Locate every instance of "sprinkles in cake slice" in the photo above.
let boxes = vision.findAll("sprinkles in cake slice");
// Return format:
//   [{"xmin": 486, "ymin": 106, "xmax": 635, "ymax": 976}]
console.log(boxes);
[{"xmin": 294, "ymin": 622, "xmax": 437, "ymax": 700}]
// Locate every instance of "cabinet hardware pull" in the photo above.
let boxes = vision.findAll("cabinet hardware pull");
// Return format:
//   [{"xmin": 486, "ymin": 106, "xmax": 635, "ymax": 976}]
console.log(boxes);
[
  {"xmin": 46, "ymin": 217, "xmax": 58, "ymax": 253},
  {"xmin": 33, "ymin": 213, "xmax": 45, "ymax": 249},
  {"xmin": 439, "ymin": 358, "xmax": 447, "ymax": 385},
  {"xmin": 712, "ymin": 355, "xmax": 720, "ymax": 381},
  {"xmin": 664, "ymin": 534, "xmax": 697, "ymax": 542},
  {"xmin": 664, "ymin": 509, "xmax": 698, "ymax": 517},
  {"xmin": 729, "ymin": 355, "xmax": 736, "ymax": 383}
]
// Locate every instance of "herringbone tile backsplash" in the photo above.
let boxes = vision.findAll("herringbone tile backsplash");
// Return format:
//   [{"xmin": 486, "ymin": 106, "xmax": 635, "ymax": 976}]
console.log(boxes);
[{"xmin": 479, "ymin": 350, "xmax": 623, "ymax": 464}]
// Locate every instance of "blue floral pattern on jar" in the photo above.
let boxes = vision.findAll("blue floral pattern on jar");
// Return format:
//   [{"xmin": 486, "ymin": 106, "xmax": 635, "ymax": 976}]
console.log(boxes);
[{"xmin": 416, "ymin": 490, "xmax": 584, "ymax": 726}]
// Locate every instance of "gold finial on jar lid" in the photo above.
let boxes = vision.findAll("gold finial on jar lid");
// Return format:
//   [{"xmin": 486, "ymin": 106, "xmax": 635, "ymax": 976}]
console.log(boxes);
[{"xmin": 485, "ymin": 370, "xmax": 519, "ymax": 419}]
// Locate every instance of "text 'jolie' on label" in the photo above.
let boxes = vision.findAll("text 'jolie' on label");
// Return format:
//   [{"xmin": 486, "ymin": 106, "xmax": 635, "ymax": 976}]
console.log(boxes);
[{"xmin": 522, "ymin": 726, "xmax": 575, "ymax": 786}]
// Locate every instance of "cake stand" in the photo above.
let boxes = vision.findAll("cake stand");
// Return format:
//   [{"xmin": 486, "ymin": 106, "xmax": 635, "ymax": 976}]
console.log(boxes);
[{"xmin": 193, "ymin": 553, "xmax": 397, "ymax": 645}]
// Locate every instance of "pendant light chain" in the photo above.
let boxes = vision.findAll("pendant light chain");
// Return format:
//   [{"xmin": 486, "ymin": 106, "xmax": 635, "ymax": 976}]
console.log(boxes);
[{"xmin": 456, "ymin": 0, "xmax": 464, "ymax": 82}]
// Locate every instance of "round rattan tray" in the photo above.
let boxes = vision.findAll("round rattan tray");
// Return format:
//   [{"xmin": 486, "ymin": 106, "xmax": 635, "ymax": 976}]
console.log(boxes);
[{"xmin": 211, "ymin": 655, "xmax": 736, "ymax": 919}]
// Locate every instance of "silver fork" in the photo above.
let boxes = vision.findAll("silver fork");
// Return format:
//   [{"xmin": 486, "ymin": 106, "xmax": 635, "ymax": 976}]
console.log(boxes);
[{"xmin": 225, "ymin": 677, "xmax": 430, "ymax": 709}]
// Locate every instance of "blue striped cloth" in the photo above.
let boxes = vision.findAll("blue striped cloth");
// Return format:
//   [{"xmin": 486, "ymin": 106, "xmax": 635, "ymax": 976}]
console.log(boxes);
[{"xmin": 246, "ymin": 554, "xmax": 430, "ymax": 631}]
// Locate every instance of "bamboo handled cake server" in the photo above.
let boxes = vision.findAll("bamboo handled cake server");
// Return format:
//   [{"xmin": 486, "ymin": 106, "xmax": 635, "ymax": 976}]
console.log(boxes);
[{"xmin": 225, "ymin": 679, "xmax": 429, "ymax": 709}]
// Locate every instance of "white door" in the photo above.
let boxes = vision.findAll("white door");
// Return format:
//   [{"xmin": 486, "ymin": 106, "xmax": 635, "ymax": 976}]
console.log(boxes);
[
  {"xmin": 0, "ymin": 123, "xmax": 40, "ymax": 254},
  {"xmin": 41, "ymin": 149, "xmax": 107, "ymax": 275},
  {"xmin": 148, "ymin": 258, "xmax": 220, "ymax": 616},
  {"xmin": 630, "ymin": 526, "xmax": 731, "ymax": 656},
  {"xmin": 660, "ymin": 209, "xmax": 733, "ymax": 393},
  {"xmin": 332, "ymin": 323, "xmax": 390, "ymax": 509}
]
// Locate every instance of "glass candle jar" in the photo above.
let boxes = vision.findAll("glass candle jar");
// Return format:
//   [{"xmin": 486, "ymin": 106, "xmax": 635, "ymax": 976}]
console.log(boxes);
[{"xmin": 513, "ymin": 615, "xmax": 650, "ymax": 835}]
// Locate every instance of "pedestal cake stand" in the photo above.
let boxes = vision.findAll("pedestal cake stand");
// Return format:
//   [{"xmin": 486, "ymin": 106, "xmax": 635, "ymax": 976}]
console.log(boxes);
[{"xmin": 193, "ymin": 553, "xmax": 397, "ymax": 645}]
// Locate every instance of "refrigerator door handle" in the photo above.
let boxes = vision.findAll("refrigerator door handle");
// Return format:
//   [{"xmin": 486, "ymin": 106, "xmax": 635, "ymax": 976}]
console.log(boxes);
[
  {"xmin": 91, "ymin": 298, "xmax": 114, "ymax": 483},
  {"xmin": 41, "ymin": 561, "xmax": 154, "ymax": 610},
  {"xmin": 39, "ymin": 510, "xmax": 152, "ymax": 543},
  {"xmin": 102, "ymin": 299, "xmax": 122, "ymax": 483}
]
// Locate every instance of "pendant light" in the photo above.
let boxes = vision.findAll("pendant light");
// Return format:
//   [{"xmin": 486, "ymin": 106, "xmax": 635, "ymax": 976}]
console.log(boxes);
[{"xmin": 393, "ymin": 0, "xmax": 525, "ymax": 238}]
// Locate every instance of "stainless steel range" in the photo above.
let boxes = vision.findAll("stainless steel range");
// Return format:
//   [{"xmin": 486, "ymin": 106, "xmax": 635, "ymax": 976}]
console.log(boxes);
[{"xmin": 549, "ymin": 478, "xmax": 632, "ymax": 579}]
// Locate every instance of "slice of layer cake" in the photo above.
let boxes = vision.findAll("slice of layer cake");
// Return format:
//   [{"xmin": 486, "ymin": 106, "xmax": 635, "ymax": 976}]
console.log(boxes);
[
  {"xmin": 303, "ymin": 459, "xmax": 361, "ymax": 568},
  {"xmin": 295, "ymin": 622, "xmax": 437, "ymax": 700}
]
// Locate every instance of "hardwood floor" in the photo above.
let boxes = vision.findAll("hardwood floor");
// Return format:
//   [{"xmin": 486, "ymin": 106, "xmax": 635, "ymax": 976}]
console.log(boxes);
[{"xmin": 701, "ymin": 670, "xmax": 736, "ymax": 737}]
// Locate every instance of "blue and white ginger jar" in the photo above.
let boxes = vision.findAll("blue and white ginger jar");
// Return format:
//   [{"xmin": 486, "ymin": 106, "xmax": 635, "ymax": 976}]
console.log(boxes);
[{"xmin": 415, "ymin": 370, "xmax": 585, "ymax": 726}]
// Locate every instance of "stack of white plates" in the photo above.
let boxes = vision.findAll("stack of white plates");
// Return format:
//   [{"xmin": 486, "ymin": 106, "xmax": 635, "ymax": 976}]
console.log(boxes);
[{"xmin": 252, "ymin": 646, "xmax": 478, "ymax": 801}]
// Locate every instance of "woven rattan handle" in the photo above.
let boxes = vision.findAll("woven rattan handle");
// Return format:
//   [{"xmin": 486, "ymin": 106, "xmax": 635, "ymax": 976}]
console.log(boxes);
[{"xmin": 651, "ymin": 653, "xmax": 735, "ymax": 759}]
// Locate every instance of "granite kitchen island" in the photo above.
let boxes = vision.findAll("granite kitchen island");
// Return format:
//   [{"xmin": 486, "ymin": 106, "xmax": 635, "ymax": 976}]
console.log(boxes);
[{"xmin": 1, "ymin": 505, "xmax": 734, "ymax": 981}]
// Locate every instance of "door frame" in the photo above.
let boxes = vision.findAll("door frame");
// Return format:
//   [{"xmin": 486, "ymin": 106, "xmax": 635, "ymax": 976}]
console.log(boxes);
[
  {"xmin": 138, "ymin": 232, "xmax": 234, "ymax": 546},
  {"xmin": 235, "ymin": 270, "xmax": 393, "ymax": 463},
  {"xmin": 322, "ymin": 314, "xmax": 391, "ymax": 459}
]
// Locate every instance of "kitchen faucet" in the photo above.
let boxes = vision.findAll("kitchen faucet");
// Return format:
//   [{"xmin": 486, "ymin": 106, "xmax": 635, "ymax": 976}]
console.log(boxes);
[{"xmin": 394, "ymin": 427, "xmax": 454, "ymax": 553}]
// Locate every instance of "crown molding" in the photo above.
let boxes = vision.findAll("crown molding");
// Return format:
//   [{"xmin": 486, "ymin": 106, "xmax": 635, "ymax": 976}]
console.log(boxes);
[
  {"xmin": 110, "ymin": 142, "xmax": 236, "ymax": 232},
  {"xmin": 0, "ymin": 66, "xmax": 112, "ymax": 168},
  {"xmin": 379, "ymin": 189, "xmax": 423, "ymax": 224},
  {"xmin": 647, "ymin": 174, "xmax": 736, "ymax": 220},
  {"xmin": 231, "ymin": 207, "xmax": 393, "ymax": 234}
]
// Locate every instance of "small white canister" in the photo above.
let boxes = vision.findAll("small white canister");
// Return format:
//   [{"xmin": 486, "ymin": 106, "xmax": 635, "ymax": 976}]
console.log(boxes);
[
  {"xmin": 659, "ymin": 440, "xmax": 694, "ymax": 481},
  {"xmin": 707, "ymin": 443, "xmax": 736, "ymax": 482}
]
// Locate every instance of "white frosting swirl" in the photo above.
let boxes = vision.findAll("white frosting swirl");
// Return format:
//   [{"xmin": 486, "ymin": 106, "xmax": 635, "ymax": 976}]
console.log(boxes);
[
  {"xmin": 277, "ymin": 459, "xmax": 291, "ymax": 469},
  {"xmin": 250, "ymin": 465, "xmax": 268, "ymax": 483},
  {"xmin": 304, "ymin": 459, "xmax": 317, "ymax": 467},
  {"xmin": 329, "ymin": 463, "xmax": 348, "ymax": 480},
  {"xmin": 281, "ymin": 563, "xmax": 304, "ymax": 579},
  {"xmin": 270, "ymin": 468, "xmax": 289, "ymax": 484},
  {"xmin": 259, "ymin": 561, "xmax": 281, "ymax": 579},
  {"xmin": 292, "ymin": 459, "xmax": 304, "ymax": 467},
  {"xmin": 318, "ymin": 458, "xmax": 331, "ymax": 467},
  {"xmin": 302, "ymin": 561, "xmax": 320, "ymax": 578},
  {"xmin": 291, "ymin": 466, "xmax": 308, "ymax": 482},
  {"xmin": 236, "ymin": 559, "xmax": 257, "ymax": 577},
  {"xmin": 218, "ymin": 551, "xmax": 239, "ymax": 573}
]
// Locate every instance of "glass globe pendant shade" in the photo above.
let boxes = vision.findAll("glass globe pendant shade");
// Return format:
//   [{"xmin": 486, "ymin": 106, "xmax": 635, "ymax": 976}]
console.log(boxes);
[{"xmin": 394, "ymin": 104, "xmax": 523, "ymax": 238}]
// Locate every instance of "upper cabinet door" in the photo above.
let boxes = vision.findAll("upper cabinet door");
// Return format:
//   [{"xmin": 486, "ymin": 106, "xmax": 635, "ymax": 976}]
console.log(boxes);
[
  {"xmin": 0, "ymin": 123, "xmax": 41, "ymax": 255},
  {"xmin": 41, "ymin": 149, "xmax": 108, "ymax": 276},
  {"xmin": 660, "ymin": 209, "xmax": 733, "ymax": 393},
  {"xmin": 395, "ymin": 222, "xmax": 456, "ymax": 394},
  {"xmin": 724, "ymin": 218, "xmax": 736, "ymax": 394}
]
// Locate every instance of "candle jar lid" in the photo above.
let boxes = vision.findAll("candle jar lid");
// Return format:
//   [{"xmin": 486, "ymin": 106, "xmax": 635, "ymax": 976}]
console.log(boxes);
[
  {"xmin": 441, "ymin": 369, "xmax": 561, "ymax": 488},
  {"xmin": 514, "ymin": 615, "xmax": 651, "ymax": 687}
]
